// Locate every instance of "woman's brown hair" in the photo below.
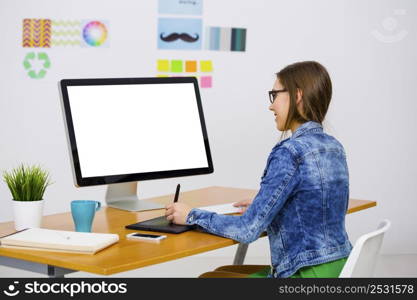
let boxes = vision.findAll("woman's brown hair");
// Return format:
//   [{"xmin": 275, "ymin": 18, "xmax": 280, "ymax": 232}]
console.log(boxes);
[{"xmin": 276, "ymin": 61, "xmax": 332, "ymax": 137}]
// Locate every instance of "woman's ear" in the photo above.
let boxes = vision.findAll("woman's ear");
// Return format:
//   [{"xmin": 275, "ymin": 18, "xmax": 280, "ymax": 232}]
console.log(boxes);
[
  {"xmin": 296, "ymin": 88, "xmax": 303, "ymax": 105},
  {"xmin": 296, "ymin": 88, "xmax": 306, "ymax": 118}
]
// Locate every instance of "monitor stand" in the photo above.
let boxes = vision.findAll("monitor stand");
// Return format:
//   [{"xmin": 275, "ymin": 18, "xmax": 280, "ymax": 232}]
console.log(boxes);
[{"xmin": 105, "ymin": 182, "xmax": 164, "ymax": 212}]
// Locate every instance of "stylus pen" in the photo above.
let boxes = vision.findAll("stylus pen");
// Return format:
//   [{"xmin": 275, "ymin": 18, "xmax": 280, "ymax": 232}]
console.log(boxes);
[{"xmin": 173, "ymin": 184, "xmax": 180, "ymax": 203}]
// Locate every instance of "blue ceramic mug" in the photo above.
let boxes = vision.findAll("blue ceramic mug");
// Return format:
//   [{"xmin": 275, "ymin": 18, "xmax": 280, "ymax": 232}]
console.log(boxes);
[{"xmin": 71, "ymin": 200, "xmax": 101, "ymax": 232}]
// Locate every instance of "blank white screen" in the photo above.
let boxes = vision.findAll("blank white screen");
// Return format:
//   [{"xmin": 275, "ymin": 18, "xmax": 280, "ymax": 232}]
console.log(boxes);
[{"xmin": 67, "ymin": 83, "xmax": 209, "ymax": 178}]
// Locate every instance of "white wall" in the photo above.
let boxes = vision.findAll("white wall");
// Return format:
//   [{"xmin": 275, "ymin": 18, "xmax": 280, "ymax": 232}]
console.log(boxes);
[{"xmin": 0, "ymin": 0, "xmax": 416, "ymax": 266}]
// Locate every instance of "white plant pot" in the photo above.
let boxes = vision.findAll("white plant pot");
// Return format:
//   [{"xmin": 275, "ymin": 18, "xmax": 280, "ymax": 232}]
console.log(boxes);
[{"xmin": 13, "ymin": 200, "xmax": 44, "ymax": 231}]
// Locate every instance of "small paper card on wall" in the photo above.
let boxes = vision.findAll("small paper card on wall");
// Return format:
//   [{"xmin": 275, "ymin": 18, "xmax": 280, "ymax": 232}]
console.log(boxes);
[
  {"xmin": 158, "ymin": 18, "xmax": 202, "ymax": 50},
  {"xmin": 205, "ymin": 26, "xmax": 247, "ymax": 52},
  {"xmin": 80, "ymin": 20, "xmax": 109, "ymax": 47},
  {"xmin": 22, "ymin": 19, "xmax": 52, "ymax": 48},
  {"xmin": 158, "ymin": 0, "xmax": 203, "ymax": 15},
  {"xmin": 50, "ymin": 20, "xmax": 82, "ymax": 47}
]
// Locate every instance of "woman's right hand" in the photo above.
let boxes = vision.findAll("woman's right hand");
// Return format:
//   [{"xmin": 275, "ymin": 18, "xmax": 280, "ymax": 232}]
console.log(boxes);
[{"xmin": 233, "ymin": 198, "xmax": 253, "ymax": 214}]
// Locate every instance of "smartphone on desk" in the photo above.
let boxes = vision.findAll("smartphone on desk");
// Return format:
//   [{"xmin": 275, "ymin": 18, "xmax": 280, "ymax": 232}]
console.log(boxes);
[{"xmin": 126, "ymin": 232, "xmax": 167, "ymax": 242}]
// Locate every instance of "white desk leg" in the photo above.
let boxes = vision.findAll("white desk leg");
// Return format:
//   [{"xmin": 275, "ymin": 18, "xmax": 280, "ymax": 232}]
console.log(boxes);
[{"xmin": 233, "ymin": 243, "xmax": 249, "ymax": 265}]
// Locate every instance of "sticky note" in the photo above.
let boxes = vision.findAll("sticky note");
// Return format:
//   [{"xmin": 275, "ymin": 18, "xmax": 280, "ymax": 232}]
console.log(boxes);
[
  {"xmin": 185, "ymin": 60, "xmax": 197, "ymax": 72},
  {"xmin": 157, "ymin": 74, "xmax": 169, "ymax": 77},
  {"xmin": 200, "ymin": 76, "xmax": 212, "ymax": 88},
  {"xmin": 157, "ymin": 60, "xmax": 170, "ymax": 72},
  {"xmin": 200, "ymin": 60, "xmax": 213, "ymax": 72},
  {"xmin": 171, "ymin": 60, "xmax": 183, "ymax": 72}
]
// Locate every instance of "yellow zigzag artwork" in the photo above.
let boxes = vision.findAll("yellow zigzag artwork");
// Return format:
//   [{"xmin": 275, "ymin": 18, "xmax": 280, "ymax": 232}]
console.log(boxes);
[
  {"xmin": 52, "ymin": 30, "xmax": 81, "ymax": 36},
  {"xmin": 52, "ymin": 20, "xmax": 81, "ymax": 26},
  {"xmin": 51, "ymin": 40, "xmax": 81, "ymax": 46},
  {"xmin": 22, "ymin": 19, "xmax": 51, "ymax": 48},
  {"xmin": 51, "ymin": 19, "xmax": 81, "ymax": 47}
]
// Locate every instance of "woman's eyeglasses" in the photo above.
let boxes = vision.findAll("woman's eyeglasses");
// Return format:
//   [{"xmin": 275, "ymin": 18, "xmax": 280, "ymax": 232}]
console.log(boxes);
[{"xmin": 268, "ymin": 89, "xmax": 287, "ymax": 104}]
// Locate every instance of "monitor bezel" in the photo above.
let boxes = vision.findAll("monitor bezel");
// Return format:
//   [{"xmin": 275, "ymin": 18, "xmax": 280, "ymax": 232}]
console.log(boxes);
[{"xmin": 60, "ymin": 77, "xmax": 214, "ymax": 187}]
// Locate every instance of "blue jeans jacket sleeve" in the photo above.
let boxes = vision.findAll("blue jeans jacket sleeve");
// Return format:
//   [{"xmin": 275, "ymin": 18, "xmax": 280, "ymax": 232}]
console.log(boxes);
[{"xmin": 186, "ymin": 147, "xmax": 299, "ymax": 244}]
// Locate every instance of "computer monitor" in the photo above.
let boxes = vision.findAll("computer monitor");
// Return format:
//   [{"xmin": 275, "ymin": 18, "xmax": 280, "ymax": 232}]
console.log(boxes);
[{"xmin": 59, "ymin": 77, "xmax": 213, "ymax": 212}]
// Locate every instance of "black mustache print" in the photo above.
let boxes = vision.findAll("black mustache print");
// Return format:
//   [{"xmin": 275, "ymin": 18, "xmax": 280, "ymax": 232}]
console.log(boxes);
[{"xmin": 160, "ymin": 32, "xmax": 199, "ymax": 42}]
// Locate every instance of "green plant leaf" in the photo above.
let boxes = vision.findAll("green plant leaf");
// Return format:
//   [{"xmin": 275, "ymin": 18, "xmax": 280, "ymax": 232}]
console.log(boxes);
[{"xmin": 2, "ymin": 164, "xmax": 52, "ymax": 201}]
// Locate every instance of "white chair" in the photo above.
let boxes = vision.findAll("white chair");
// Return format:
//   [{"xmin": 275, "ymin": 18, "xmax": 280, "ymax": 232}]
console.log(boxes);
[{"xmin": 339, "ymin": 219, "xmax": 391, "ymax": 277}]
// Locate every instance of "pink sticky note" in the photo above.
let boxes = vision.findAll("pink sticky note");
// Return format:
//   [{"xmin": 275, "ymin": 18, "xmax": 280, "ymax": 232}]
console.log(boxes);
[{"xmin": 200, "ymin": 76, "xmax": 212, "ymax": 88}]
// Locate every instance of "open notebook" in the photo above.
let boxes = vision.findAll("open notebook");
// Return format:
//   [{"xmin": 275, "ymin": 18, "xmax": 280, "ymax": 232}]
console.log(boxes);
[{"xmin": 0, "ymin": 228, "xmax": 119, "ymax": 254}]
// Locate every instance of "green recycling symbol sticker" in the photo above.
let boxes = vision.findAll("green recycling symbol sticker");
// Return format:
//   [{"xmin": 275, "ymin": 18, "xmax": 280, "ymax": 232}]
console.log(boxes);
[{"xmin": 23, "ymin": 52, "xmax": 51, "ymax": 79}]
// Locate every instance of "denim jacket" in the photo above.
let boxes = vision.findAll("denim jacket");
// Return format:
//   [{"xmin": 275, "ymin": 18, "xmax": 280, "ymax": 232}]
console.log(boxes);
[{"xmin": 186, "ymin": 121, "xmax": 352, "ymax": 278}]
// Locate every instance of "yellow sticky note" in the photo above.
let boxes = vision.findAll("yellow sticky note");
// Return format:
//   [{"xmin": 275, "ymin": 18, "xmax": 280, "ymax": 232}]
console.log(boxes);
[
  {"xmin": 200, "ymin": 60, "xmax": 213, "ymax": 72},
  {"xmin": 157, "ymin": 60, "xmax": 169, "ymax": 72},
  {"xmin": 157, "ymin": 74, "xmax": 169, "ymax": 77}
]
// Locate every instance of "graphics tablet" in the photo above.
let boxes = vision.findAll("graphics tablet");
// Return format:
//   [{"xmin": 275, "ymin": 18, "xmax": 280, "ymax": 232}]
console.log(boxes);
[{"xmin": 125, "ymin": 216, "xmax": 195, "ymax": 234}]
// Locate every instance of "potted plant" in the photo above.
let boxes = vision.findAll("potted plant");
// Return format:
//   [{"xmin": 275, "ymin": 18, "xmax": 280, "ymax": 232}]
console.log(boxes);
[{"xmin": 3, "ymin": 164, "xmax": 52, "ymax": 230}]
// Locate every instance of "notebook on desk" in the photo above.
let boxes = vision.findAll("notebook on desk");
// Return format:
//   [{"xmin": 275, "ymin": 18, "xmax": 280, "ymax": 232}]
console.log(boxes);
[{"xmin": 0, "ymin": 228, "xmax": 119, "ymax": 254}]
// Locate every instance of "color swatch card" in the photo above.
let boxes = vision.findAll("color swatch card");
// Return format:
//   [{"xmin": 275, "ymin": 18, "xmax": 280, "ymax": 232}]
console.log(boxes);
[{"xmin": 205, "ymin": 26, "xmax": 247, "ymax": 52}]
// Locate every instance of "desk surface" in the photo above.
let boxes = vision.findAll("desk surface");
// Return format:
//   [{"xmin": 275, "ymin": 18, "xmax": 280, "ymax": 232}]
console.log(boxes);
[{"xmin": 0, "ymin": 186, "xmax": 376, "ymax": 275}]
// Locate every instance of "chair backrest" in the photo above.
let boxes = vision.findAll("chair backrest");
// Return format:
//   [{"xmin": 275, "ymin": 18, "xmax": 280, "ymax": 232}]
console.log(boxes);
[{"xmin": 339, "ymin": 219, "xmax": 391, "ymax": 278}]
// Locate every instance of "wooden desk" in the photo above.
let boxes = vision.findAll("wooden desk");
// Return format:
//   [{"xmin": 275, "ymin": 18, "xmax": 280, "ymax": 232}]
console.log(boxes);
[{"xmin": 0, "ymin": 186, "xmax": 376, "ymax": 277}]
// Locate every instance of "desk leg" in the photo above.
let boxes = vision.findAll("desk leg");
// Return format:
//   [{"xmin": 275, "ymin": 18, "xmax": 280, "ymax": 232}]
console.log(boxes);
[
  {"xmin": 0, "ymin": 256, "xmax": 75, "ymax": 278},
  {"xmin": 233, "ymin": 243, "xmax": 249, "ymax": 265},
  {"xmin": 47, "ymin": 265, "xmax": 74, "ymax": 278}
]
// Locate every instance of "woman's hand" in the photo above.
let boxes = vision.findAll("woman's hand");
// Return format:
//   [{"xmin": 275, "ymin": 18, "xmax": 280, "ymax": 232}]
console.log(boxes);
[
  {"xmin": 233, "ymin": 198, "xmax": 253, "ymax": 214},
  {"xmin": 165, "ymin": 203, "xmax": 192, "ymax": 225}
]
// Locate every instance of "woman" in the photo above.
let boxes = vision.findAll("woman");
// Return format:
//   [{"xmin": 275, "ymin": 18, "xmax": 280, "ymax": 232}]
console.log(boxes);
[{"xmin": 165, "ymin": 61, "xmax": 352, "ymax": 278}]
